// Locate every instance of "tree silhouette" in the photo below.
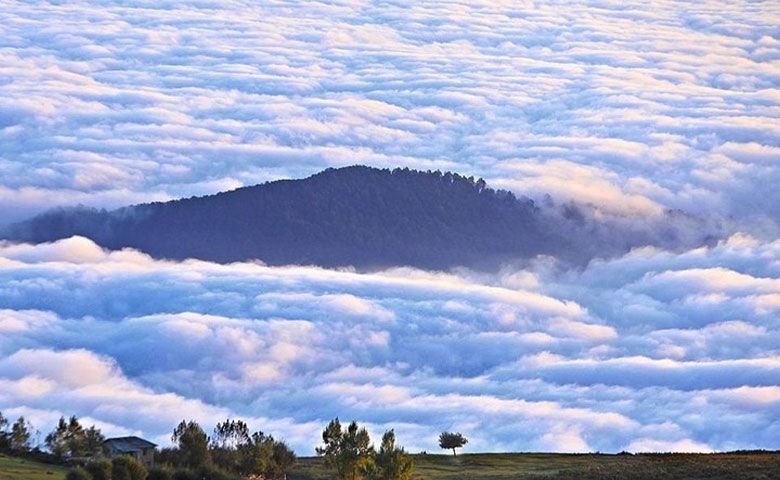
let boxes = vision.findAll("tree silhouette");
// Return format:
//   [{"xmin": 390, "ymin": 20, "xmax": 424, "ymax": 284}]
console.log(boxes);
[
  {"xmin": 317, "ymin": 418, "xmax": 374, "ymax": 480},
  {"xmin": 10, "ymin": 417, "xmax": 32, "ymax": 453},
  {"xmin": 4, "ymin": 166, "xmax": 555, "ymax": 270},
  {"xmin": 172, "ymin": 420, "xmax": 210, "ymax": 468},
  {"xmin": 372, "ymin": 429, "xmax": 413, "ymax": 480},
  {"xmin": 438, "ymin": 432, "xmax": 468, "ymax": 456}
]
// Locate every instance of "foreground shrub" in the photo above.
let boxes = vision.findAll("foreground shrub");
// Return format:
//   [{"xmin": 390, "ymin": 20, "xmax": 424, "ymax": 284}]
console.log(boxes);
[
  {"xmin": 170, "ymin": 467, "xmax": 237, "ymax": 480},
  {"xmin": 85, "ymin": 459, "xmax": 112, "ymax": 480},
  {"xmin": 65, "ymin": 467, "xmax": 91, "ymax": 480},
  {"xmin": 112, "ymin": 455, "xmax": 147, "ymax": 480},
  {"xmin": 172, "ymin": 468, "xmax": 198, "ymax": 480},
  {"xmin": 196, "ymin": 464, "xmax": 240, "ymax": 480},
  {"xmin": 147, "ymin": 466, "xmax": 174, "ymax": 480}
]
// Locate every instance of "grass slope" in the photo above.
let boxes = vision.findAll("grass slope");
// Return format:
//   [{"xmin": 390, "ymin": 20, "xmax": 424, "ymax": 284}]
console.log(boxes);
[
  {"xmin": 2, "ymin": 452, "xmax": 779, "ymax": 480},
  {"xmin": 289, "ymin": 452, "xmax": 780, "ymax": 480},
  {"xmin": 0, "ymin": 454, "xmax": 66, "ymax": 480}
]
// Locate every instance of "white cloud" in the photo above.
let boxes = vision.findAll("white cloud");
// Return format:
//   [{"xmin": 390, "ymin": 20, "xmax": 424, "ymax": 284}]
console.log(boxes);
[
  {"xmin": 0, "ymin": 237, "xmax": 777, "ymax": 452},
  {"xmin": 0, "ymin": 0, "xmax": 778, "ymax": 455},
  {"xmin": 626, "ymin": 438, "xmax": 713, "ymax": 453},
  {"xmin": 0, "ymin": 0, "xmax": 777, "ymax": 231},
  {"xmin": 0, "ymin": 310, "xmax": 57, "ymax": 334}
]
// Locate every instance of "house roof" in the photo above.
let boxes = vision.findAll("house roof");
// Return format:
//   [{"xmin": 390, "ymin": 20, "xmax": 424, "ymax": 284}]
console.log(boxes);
[{"xmin": 104, "ymin": 436, "xmax": 157, "ymax": 453}]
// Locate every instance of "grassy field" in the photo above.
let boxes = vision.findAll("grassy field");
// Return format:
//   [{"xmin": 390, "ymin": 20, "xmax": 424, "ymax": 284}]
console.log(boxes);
[
  {"xmin": 289, "ymin": 452, "xmax": 780, "ymax": 480},
  {"xmin": 0, "ymin": 454, "xmax": 66, "ymax": 480},
  {"xmin": 2, "ymin": 451, "xmax": 779, "ymax": 480}
]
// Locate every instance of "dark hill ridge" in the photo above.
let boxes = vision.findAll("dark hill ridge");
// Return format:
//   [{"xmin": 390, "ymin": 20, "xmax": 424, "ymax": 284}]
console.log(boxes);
[
  {"xmin": 1, "ymin": 166, "xmax": 716, "ymax": 270},
  {"xmin": 3, "ymin": 166, "xmax": 562, "ymax": 269}
]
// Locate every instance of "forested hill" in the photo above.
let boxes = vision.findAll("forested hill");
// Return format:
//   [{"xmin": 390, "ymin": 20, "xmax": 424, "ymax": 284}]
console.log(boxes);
[
  {"xmin": 3, "ymin": 166, "xmax": 567, "ymax": 269},
  {"xmin": 1, "ymin": 166, "xmax": 710, "ymax": 270}
]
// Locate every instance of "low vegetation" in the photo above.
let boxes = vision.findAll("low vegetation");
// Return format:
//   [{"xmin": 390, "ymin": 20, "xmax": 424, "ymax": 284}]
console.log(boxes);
[
  {"xmin": 4, "ymin": 448, "xmax": 780, "ymax": 479},
  {"xmin": 0, "ymin": 453, "xmax": 67, "ymax": 480},
  {"xmin": 0, "ymin": 411, "xmax": 296, "ymax": 480},
  {"xmin": 1, "ymin": 410, "xmax": 778, "ymax": 480},
  {"xmin": 290, "ymin": 452, "xmax": 780, "ymax": 480},
  {"xmin": 316, "ymin": 419, "xmax": 413, "ymax": 480}
]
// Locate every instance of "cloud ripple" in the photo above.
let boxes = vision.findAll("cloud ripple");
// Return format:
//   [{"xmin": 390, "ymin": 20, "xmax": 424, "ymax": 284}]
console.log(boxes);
[
  {"xmin": 0, "ymin": 0, "xmax": 778, "ymax": 232},
  {"xmin": 0, "ymin": 236, "xmax": 777, "ymax": 453}
]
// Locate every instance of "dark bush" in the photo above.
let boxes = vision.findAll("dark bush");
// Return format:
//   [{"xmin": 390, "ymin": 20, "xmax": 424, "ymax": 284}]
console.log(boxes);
[
  {"xmin": 65, "ymin": 467, "xmax": 91, "ymax": 480},
  {"xmin": 172, "ymin": 468, "xmax": 198, "ymax": 480},
  {"xmin": 155, "ymin": 448, "xmax": 183, "ymax": 467},
  {"xmin": 196, "ymin": 464, "xmax": 240, "ymax": 480},
  {"xmin": 111, "ymin": 455, "xmax": 147, "ymax": 480},
  {"xmin": 147, "ymin": 466, "xmax": 174, "ymax": 480},
  {"xmin": 85, "ymin": 459, "xmax": 112, "ymax": 480}
]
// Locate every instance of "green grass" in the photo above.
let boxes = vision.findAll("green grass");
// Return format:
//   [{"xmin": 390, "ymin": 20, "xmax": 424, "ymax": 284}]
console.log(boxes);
[
  {"xmin": 288, "ymin": 452, "xmax": 780, "ymax": 480},
  {"xmin": 2, "ymin": 451, "xmax": 779, "ymax": 480},
  {"xmin": 0, "ymin": 454, "xmax": 66, "ymax": 480}
]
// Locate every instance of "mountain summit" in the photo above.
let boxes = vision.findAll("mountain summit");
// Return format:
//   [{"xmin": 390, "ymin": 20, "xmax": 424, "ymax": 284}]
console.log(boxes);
[
  {"xmin": 3, "ymin": 166, "xmax": 568, "ymax": 269},
  {"xmin": 2, "ymin": 165, "xmax": 713, "ymax": 270}
]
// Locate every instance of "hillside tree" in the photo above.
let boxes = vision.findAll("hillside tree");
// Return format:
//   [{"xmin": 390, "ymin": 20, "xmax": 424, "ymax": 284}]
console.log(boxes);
[
  {"xmin": 83, "ymin": 425, "xmax": 106, "ymax": 456},
  {"xmin": 172, "ymin": 420, "xmax": 211, "ymax": 468},
  {"xmin": 0, "ymin": 411, "xmax": 8, "ymax": 450},
  {"xmin": 317, "ymin": 418, "xmax": 374, "ymax": 480},
  {"xmin": 45, "ymin": 417, "xmax": 70, "ymax": 458},
  {"xmin": 210, "ymin": 418, "xmax": 296, "ymax": 479},
  {"xmin": 438, "ymin": 432, "xmax": 467, "ymax": 456},
  {"xmin": 264, "ymin": 437, "xmax": 297, "ymax": 480},
  {"xmin": 211, "ymin": 419, "xmax": 251, "ymax": 472},
  {"xmin": 10, "ymin": 416, "xmax": 32, "ymax": 453},
  {"xmin": 370, "ymin": 430, "xmax": 413, "ymax": 480},
  {"xmin": 46, "ymin": 416, "xmax": 105, "ymax": 459}
]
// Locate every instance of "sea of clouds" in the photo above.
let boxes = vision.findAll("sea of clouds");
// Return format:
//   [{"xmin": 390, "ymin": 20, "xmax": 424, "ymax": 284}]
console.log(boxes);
[
  {"xmin": 0, "ymin": 0, "xmax": 778, "ymax": 453},
  {"xmin": 1, "ymin": 235, "xmax": 778, "ymax": 453},
  {"xmin": 1, "ymin": 0, "xmax": 778, "ymax": 227}
]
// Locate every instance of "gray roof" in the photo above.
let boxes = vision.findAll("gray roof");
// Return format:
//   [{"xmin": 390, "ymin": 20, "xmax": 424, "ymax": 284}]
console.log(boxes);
[{"xmin": 104, "ymin": 436, "xmax": 157, "ymax": 453}]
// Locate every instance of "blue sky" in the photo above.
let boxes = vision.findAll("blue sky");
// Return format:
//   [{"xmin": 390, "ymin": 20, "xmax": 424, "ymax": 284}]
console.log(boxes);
[{"xmin": 0, "ymin": 0, "xmax": 778, "ymax": 453}]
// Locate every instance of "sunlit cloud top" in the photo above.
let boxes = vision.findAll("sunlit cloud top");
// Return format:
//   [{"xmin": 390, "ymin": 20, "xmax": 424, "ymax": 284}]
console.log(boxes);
[
  {"xmin": 0, "ymin": 0, "xmax": 778, "ymax": 228},
  {"xmin": 0, "ymin": 235, "xmax": 778, "ymax": 452},
  {"xmin": 0, "ymin": 0, "xmax": 779, "ymax": 455}
]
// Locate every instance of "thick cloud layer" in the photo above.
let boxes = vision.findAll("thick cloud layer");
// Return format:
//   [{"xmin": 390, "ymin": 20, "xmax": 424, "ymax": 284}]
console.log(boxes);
[
  {"xmin": 0, "ymin": 236, "xmax": 777, "ymax": 453},
  {"xmin": 0, "ymin": 0, "xmax": 778, "ymax": 232},
  {"xmin": 1, "ymin": 0, "xmax": 778, "ymax": 455}
]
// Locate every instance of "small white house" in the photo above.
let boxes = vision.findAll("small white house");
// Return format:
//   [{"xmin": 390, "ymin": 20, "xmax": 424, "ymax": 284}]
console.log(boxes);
[{"xmin": 103, "ymin": 436, "xmax": 157, "ymax": 468}]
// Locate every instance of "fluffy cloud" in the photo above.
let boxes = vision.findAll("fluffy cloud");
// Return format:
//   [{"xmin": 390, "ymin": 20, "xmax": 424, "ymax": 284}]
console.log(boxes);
[
  {"xmin": 0, "ymin": 0, "xmax": 778, "ymax": 232},
  {"xmin": 1, "ymin": 0, "xmax": 778, "ymax": 455},
  {"xmin": 0, "ymin": 237, "xmax": 777, "ymax": 453}
]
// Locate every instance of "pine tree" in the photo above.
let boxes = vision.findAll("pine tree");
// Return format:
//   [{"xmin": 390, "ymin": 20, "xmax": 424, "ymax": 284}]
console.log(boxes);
[
  {"xmin": 317, "ymin": 419, "xmax": 374, "ymax": 480},
  {"xmin": 372, "ymin": 430, "xmax": 413, "ymax": 480}
]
